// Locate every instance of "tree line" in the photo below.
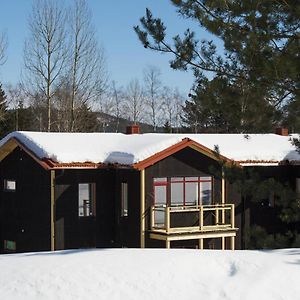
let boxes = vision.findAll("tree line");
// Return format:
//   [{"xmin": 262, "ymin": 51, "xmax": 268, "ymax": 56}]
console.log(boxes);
[{"xmin": 0, "ymin": 0, "xmax": 184, "ymax": 137}]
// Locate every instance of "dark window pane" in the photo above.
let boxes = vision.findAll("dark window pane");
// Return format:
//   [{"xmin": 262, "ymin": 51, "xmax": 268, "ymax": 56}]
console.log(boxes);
[{"xmin": 200, "ymin": 181, "xmax": 212, "ymax": 205}]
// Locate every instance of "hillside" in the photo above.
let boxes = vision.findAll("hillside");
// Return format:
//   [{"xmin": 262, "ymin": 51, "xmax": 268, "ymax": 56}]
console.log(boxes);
[{"xmin": 0, "ymin": 248, "xmax": 299, "ymax": 299}]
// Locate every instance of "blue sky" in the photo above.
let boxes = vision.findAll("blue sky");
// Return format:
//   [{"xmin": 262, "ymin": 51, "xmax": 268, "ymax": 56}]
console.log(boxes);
[{"xmin": 0, "ymin": 0, "xmax": 216, "ymax": 94}]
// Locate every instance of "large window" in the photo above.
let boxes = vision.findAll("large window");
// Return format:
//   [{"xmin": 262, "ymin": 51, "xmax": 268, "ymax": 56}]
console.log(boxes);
[
  {"xmin": 153, "ymin": 176, "xmax": 212, "ymax": 206},
  {"xmin": 78, "ymin": 183, "xmax": 96, "ymax": 217}
]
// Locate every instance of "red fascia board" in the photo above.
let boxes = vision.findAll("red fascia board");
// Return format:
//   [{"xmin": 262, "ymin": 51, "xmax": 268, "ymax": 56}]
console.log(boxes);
[{"xmin": 133, "ymin": 138, "xmax": 237, "ymax": 170}]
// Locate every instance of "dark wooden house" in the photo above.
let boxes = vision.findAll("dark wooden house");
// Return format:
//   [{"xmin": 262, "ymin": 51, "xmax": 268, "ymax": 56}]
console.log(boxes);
[{"xmin": 0, "ymin": 128, "xmax": 299, "ymax": 253}]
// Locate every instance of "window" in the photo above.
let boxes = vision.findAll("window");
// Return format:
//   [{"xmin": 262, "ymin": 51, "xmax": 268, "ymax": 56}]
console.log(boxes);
[
  {"xmin": 78, "ymin": 183, "xmax": 96, "ymax": 217},
  {"xmin": 4, "ymin": 180, "xmax": 16, "ymax": 191},
  {"xmin": 4, "ymin": 240, "xmax": 16, "ymax": 251},
  {"xmin": 153, "ymin": 176, "xmax": 212, "ymax": 206},
  {"xmin": 121, "ymin": 182, "xmax": 128, "ymax": 217}
]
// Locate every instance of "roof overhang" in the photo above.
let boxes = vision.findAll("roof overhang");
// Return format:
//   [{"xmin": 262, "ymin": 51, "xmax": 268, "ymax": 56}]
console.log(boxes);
[
  {"xmin": 133, "ymin": 138, "xmax": 239, "ymax": 170},
  {"xmin": 0, "ymin": 137, "xmax": 104, "ymax": 170}
]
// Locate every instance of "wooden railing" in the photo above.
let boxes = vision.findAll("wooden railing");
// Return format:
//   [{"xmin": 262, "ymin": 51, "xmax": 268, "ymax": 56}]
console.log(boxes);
[{"xmin": 150, "ymin": 203, "xmax": 235, "ymax": 233}]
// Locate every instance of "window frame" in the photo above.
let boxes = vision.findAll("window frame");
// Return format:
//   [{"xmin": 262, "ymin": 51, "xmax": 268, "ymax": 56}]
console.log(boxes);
[
  {"xmin": 153, "ymin": 176, "xmax": 213, "ymax": 207},
  {"xmin": 121, "ymin": 182, "xmax": 128, "ymax": 217},
  {"xmin": 78, "ymin": 183, "xmax": 96, "ymax": 217},
  {"xmin": 3, "ymin": 179, "xmax": 16, "ymax": 192}
]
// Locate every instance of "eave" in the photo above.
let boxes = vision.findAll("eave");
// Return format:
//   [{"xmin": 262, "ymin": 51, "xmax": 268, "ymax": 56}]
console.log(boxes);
[{"xmin": 133, "ymin": 138, "xmax": 238, "ymax": 170}]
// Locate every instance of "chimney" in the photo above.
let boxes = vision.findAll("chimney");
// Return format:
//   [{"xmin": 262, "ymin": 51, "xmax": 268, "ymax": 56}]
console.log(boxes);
[
  {"xmin": 275, "ymin": 127, "xmax": 289, "ymax": 136},
  {"xmin": 126, "ymin": 124, "xmax": 140, "ymax": 134}
]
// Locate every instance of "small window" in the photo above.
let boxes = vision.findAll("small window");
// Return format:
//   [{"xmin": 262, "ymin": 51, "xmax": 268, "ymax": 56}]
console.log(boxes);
[
  {"xmin": 4, "ymin": 240, "xmax": 16, "ymax": 252},
  {"xmin": 121, "ymin": 182, "xmax": 128, "ymax": 217},
  {"xmin": 78, "ymin": 183, "xmax": 96, "ymax": 217},
  {"xmin": 4, "ymin": 180, "xmax": 16, "ymax": 191}
]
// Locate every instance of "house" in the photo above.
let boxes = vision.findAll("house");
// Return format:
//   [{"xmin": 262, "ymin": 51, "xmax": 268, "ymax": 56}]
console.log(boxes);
[{"xmin": 0, "ymin": 126, "xmax": 299, "ymax": 253}]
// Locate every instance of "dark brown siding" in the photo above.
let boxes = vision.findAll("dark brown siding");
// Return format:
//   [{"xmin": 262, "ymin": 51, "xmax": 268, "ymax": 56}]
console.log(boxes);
[
  {"xmin": 144, "ymin": 147, "xmax": 230, "ymax": 248},
  {"xmin": 0, "ymin": 147, "xmax": 51, "ymax": 253}
]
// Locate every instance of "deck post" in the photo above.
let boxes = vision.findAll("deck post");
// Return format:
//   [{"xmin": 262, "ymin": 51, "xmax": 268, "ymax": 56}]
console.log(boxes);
[
  {"xmin": 199, "ymin": 238, "xmax": 203, "ymax": 250},
  {"xmin": 230, "ymin": 204, "xmax": 235, "ymax": 229},
  {"xmin": 166, "ymin": 239, "xmax": 170, "ymax": 249},
  {"xmin": 221, "ymin": 237, "xmax": 225, "ymax": 250},
  {"xmin": 231, "ymin": 236, "xmax": 235, "ymax": 250},
  {"xmin": 221, "ymin": 168, "xmax": 225, "ymax": 224},
  {"xmin": 165, "ymin": 206, "xmax": 170, "ymax": 233},
  {"xmin": 199, "ymin": 206, "xmax": 203, "ymax": 230},
  {"xmin": 140, "ymin": 169, "xmax": 145, "ymax": 248},
  {"xmin": 50, "ymin": 170, "xmax": 55, "ymax": 251},
  {"xmin": 215, "ymin": 207, "xmax": 219, "ymax": 225},
  {"xmin": 150, "ymin": 205, "xmax": 155, "ymax": 230}
]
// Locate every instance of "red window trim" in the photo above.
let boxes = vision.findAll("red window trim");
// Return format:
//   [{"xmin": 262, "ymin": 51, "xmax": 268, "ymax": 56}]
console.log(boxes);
[{"xmin": 153, "ymin": 176, "xmax": 212, "ymax": 206}]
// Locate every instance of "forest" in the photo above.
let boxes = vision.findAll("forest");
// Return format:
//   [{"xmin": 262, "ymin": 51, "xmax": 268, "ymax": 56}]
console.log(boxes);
[{"xmin": 0, "ymin": 0, "xmax": 299, "ymax": 138}]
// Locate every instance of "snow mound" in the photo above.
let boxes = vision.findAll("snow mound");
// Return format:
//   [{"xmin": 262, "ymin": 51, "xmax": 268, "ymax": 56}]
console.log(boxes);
[{"xmin": 0, "ymin": 248, "xmax": 299, "ymax": 300}]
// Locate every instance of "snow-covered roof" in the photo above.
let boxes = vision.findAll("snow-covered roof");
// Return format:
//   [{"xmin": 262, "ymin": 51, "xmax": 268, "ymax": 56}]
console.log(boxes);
[{"xmin": 0, "ymin": 131, "xmax": 300, "ymax": 167}]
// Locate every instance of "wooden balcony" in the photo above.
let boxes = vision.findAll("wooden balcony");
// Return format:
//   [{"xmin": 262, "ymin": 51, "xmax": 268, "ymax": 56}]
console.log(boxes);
[{"xmin": 149, "ymin": 203, "xmax": 238, "ymax": 249}]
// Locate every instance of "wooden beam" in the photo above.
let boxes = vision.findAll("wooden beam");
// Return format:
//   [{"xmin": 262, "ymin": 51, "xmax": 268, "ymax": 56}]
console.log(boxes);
[
  {"xmin": 165, "ymin": 206, "xmax": 170, "ymax": 233},
  {"xmin": 221, "ymin": 168, "xmax": 225, "ymax": 224},
  {"xmin": 199, "ymin": 238, "xmax": 203, "ymax": 250},
  {"xmin": 140, "ymin": 169, "xmax": 145, "ymax": 248},
  {"xmin": 166, "ymin": 240, "xmax": 170, "ymax": 249},
  {"xmin": 50, "ymin": 170, "xmax": 55, "ymax": 251},
  {"xmin": 221, "ymin": 237, "xmax": 225, "ymax": 250},
  {"xmin": 231, "ymin": 236, "xmax": 235, "ymax": 250}
]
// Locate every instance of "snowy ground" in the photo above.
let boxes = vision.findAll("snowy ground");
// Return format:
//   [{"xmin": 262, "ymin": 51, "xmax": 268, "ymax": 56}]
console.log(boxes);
[{"xmin": 0, "ymin": 248, "xmax": 299, "ymax": 300}]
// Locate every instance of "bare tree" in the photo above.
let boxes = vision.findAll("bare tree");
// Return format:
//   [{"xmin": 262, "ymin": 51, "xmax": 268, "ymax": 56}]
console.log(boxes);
[
  {"xmin": 67, "ymin": 0, "xmax": 107, "ymax": 131},
  {"xmin": 110, "ymin": 81, "xmax": 124, "ymax": 132},
  {"xmin": 0, "ymin": 31, "xmax": 7, "ymax": 66},
  {"xmin": 124, "ymin": 79, "xmax": 145, "ymax": 124},
  {"xmin": 23, "ymin": 0, "xmax": 67, "ymax": 132},
  {"xmin": 143, "ymin": 65, "xmax": 162, "ymax": 132}
]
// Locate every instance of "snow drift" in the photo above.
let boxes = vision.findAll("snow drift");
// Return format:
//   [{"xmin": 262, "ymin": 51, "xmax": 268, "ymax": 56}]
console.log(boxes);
[{"xmin": 0, "ymin": 248, "xmax": 299, "ymax": 300}]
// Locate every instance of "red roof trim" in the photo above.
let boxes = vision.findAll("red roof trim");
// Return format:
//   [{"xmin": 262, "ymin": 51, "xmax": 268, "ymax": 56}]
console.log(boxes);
[{"xmin": 133, "ymin": 138, "xmax": 237, "ymax": 170}]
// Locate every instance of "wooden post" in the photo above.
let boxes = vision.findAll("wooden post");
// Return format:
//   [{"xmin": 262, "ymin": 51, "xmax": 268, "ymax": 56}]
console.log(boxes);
[
  {"xmin": 230, "ymin": 204, "xmax": 235, "ymax": 229},
  {"xmin": 50, "ymin": 170, "xmax": 55, "ymax": 251},
  {"xmin": 199, "ymin": 238, "xmax": 203, "ymax": 250},
  {"xmin": 221, "ymin": 237, "xmax": 225, "ymax": 250},
  {"xmin": 215, "ymin": 207, "xmax": 219, "ymax": 225},
  {"xmin": 166, "ymin": 239, "xmax": 170, "ymax": 249},
  {"xmin": 221, "ymin": 168, "xmax": 225, "ymax": 224},
  {"xmin": 231, "ymin": 236, "xmax": 235, "ymax": 250},
  {"xmin": 150, "ymin": 205, "xmax": 155, "ymax": 230},
  {"xmin": 140, "ymin": 169, "xmax": 145, "ymax": 248},
  {"xmin": 165, "ymin": 206, "xmax": 170, "ymax": 233},
  {"xmin": 199, "ymin": 206, "xmax": 203, "ymax": 230}
]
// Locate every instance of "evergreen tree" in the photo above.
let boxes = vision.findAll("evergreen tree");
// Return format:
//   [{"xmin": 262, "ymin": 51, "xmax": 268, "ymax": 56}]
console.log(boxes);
[
  {"xmin": 135, "ymin": 1, "xmax": 300, "ymax": 131},
  {"xmin": 183, "ymin": 76, "xmax": 277, "ymax": 133},
  {"xmin": 0, "ymin": 83, "xmax": 8, "ymax": 137}
]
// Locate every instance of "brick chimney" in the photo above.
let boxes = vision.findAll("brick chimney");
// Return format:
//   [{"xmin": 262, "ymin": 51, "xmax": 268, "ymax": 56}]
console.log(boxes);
[
  {"xmin": 126, "ymin": 124, "xmax": 140, "ymax": 134},
  {"xmin": 275, "ymin": 127, "xmax": 289, "ymax": 136}
]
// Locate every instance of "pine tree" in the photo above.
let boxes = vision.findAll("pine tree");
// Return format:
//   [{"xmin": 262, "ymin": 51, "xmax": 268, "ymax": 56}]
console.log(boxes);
[
  {"xmin": 0, "ymin": 83, "xmax": 8, "ymax": 137},
  {"xmin": 135, "ymin": 1, "xmax": 300, "ymax": 131}
]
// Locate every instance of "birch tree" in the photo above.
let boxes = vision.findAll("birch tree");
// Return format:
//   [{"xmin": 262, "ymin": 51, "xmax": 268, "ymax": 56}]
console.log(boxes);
[
  {"xmin": 124, "ymin": 79, "xmax": 145, "ymax": 124},
  {"xmin": 67, "ymin": 0, "xmax": 107, "ymax": 131},
  {"xmin": 143, "ymin": 65, "xmax": 162, "ymax": 131},
  {"xmin": 23, "ymin": 0, "xmax": 67, "ymax": 132},
  {"xmin": 0, "ymin": 32, "xmax": 7, "ymax": 66}
]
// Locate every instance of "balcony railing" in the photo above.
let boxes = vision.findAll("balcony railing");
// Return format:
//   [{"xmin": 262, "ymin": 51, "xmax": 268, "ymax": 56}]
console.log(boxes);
[{"xmin": 150, "ymin": 203, "xmax": 235, "ymax": 233}]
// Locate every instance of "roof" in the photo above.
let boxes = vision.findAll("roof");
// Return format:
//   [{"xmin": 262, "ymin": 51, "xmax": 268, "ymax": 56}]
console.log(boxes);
[{"xmin": 0, "ymin": 131, "xmax": 299, "ymax": 169}]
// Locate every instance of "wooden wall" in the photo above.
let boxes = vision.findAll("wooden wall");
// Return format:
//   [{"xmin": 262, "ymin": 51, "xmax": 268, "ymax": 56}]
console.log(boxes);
[
  {"xmin": 0, "ymin": 147, "xmax": 51, "ymax": 253},
  {"xmin": 143, "ymin": 147, "xmax": 240, "ymax": 249}
]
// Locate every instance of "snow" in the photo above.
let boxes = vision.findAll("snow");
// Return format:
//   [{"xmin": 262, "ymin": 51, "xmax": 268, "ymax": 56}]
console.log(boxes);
[
  {"xmin": 1, "ymin": 131, "xmax": 300, "ymax": 165},
  {"xmin": 0, "ymin": 248, "xmax": 299, "ymax": 300}
]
